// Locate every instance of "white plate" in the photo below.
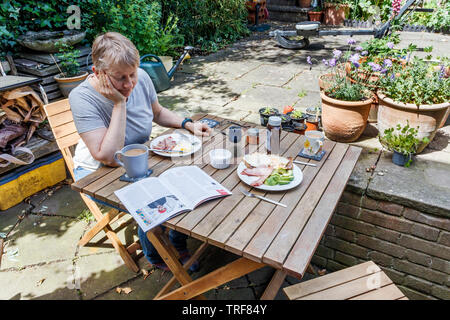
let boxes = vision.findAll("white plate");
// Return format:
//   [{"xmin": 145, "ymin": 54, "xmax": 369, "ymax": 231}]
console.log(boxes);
[
  {"xmin": 150, "ymin": 133, "xmax": 202, "ymax": 157},
  {"xmin": 237, "ymin": 162, "xmax": 303, "ymax": 191}
]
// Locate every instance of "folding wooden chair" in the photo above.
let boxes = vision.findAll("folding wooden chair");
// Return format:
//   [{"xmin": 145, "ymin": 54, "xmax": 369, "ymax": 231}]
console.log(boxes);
[{"xmin": 43, "ymin": 98, "xmax": 140, "ymax": 273}]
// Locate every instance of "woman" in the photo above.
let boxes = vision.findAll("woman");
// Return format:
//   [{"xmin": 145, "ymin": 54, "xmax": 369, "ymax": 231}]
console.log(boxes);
[{"xmin": 69, "ymin": 32, "xmax": 211, "ymax": 271}]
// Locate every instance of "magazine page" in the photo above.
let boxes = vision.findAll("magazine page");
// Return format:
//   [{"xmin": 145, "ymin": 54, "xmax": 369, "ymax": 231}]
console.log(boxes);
[
  {"xmin": 114, "ymin": 177, "xmax": 188, "ymax": 232},
  {"xmin": 159, "ymin": 165, "xmax": 232, "ymax": 210}
]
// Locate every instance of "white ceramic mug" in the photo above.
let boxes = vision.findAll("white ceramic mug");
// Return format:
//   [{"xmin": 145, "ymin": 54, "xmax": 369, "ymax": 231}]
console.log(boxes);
[{"xmin": 304, "ymin": 130, "xmax": 324, "ymax": 156}]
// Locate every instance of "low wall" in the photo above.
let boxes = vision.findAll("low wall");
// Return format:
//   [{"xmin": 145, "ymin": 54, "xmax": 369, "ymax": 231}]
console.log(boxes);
[{"xmin": 311, "ymin": 150, "xmax": 450, "ymax": 300}]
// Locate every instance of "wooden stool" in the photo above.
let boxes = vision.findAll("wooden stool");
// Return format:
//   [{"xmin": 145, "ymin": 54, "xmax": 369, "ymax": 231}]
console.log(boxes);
[{"xmin": 283, "ymin": 261, "xmax": 408, "ymax": 300}]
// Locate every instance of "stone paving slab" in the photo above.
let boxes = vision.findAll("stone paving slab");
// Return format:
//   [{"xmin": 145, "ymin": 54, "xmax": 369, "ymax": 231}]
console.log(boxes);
[
  {"xmin": 0, "ymin": 260, "xmax": 79, "ymax": 300},
  {"xmin": 1, "ymin": 215, "xmax": 85, "ymax": 270}
]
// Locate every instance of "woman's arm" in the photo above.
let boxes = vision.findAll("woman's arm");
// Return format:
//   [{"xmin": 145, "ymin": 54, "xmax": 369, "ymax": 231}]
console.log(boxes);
[
  {"xmin": 80, "ymin": 72, "xmax": 128, "ymax": 166},
  {"xmin": 151, "ymin": 100, "xmax": 211, "ymax": 136},
  {"xmin": 79, "ymin": 101, "xmax": 126, "ymax": 167}
]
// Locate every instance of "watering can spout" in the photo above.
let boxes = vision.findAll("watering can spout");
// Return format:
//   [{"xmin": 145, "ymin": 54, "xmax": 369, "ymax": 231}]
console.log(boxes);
[{"xmin": 167, "ymin": 46, "xmax": 194, "ymax": 79}]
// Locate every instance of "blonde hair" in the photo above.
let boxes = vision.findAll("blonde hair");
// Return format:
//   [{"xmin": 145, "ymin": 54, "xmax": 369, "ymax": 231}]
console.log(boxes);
[{"xmin": 91, "ymin": 32, "xmax": 140, "ymax": 71}]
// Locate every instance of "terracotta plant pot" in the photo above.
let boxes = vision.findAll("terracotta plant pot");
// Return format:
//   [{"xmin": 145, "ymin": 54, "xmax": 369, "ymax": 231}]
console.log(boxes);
[
  {"xmin": 308, "ymin": 11, "xmax": 323, "ymax": 22},
  {"xmin": 54, "ymin": 71, "xmax": 89, "ymax": 98},
  {"xmin": 298, "ymin": 0, "xmax": 312, "ymax": 8},
  {"xmin": 318, "ymin": 73, "xmax": 335, "ymax": 91},
  {"xmin": 320, "ymin": 91, "xmax": 372, "ymax": 142},
  {"xmin": 377, "ymin": 92, "xmax": 450, "ymax": 153},
  {"xmin": 324, "ymin": 3, "xmax": 349, "ymax": 26}
]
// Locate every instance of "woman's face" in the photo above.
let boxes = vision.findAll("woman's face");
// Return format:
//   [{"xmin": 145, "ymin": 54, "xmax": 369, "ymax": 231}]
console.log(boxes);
[{"xmin": 97, "ymin": 63, "xmax": 138, "ymax": 98}]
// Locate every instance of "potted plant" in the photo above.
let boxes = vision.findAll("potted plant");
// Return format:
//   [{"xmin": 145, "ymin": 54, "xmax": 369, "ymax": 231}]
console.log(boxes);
[
  {"xmin": 323, "ymin": 1, "xmax": 350, "ymax": 26},
  {"xmin": 259, "ymin": 107, "xmax": 279, "ymax": 126},
  {"xmin": 377, "ymin": 57, "xmax": 450, "ymax": 153},
  {"xmin": 53, "ymin": 42, "xmax": 88, "ymax": 98},
  {"xmin": 288, "ymin": 109, "xmax": 307, "ymax": 125},
  {"xmin": 280, "ymin": 114, "xmax": 292, "ymax": 128},
  {"xmin": 308, "ymin": 6, "xmax": 323, "ymax": 22},
  {"xmin": 379, "ymin": 123, "xmax": 429, "ymax": 167},
  {"xmin": 308, "ymin": 39, "xmax": 374, "ymax": 142}
]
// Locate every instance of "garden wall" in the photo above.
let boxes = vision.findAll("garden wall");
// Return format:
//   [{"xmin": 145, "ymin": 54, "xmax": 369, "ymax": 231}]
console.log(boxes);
[{"xmin": 310, "ymin": 152, "xmax": 450, "ymax": 300}]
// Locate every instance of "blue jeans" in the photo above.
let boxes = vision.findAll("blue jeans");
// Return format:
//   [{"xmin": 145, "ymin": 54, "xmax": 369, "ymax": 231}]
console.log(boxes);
[{"xmin": 73, "ymin": 166, "xmax": 188, "ymax": 264}]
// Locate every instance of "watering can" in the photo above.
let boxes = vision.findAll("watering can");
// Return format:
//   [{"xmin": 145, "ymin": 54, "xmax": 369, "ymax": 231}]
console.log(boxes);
[{"xmin": 140, "ymin": 46, "xmax": 193, "ymax": 93}]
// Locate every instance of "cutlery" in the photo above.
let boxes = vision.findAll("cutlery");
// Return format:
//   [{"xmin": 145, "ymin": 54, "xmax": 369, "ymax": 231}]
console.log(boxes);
[
  {"xmin": 177, "ymin": 131, "xmax": 200, "ymax": 145},
  {"xmin": 240, "ymin": 188, "xmax": 287, "ymax": 208},
  {"xmin": 227, "ymin": 121, "xmax": 250, "ymax": 128},
  {"xmin": 293, "ymin": 160, "xmax": 317, "ymax": 167},
  {"xmin": 149, "ymin": 148, "xmax": 186, "ymax": 153}
]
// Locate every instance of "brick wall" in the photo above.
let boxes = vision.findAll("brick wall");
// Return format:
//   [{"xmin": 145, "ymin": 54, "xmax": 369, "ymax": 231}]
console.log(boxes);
[{"xmin": 311, "ymin": 191, "xmax": 450, "ymax": 300}]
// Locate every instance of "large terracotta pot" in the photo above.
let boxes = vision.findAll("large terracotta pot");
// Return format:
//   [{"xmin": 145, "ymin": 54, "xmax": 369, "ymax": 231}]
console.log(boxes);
[
  {"xmin": 324, "ymin": 3, "xmax": 349, "ymax": 26},
  {"xmin": 320, "ymin": 91, "xmax": 372, "ymax": 142},
  {"xmin": 377, "ymin": 92, "xmax": 450, "ymax": 153}
]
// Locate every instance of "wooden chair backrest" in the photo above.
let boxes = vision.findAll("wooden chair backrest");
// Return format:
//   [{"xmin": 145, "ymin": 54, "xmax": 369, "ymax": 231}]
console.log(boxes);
[{"xmin": 43, "ymin": 98, "xmax": 80, "ymax": 180}]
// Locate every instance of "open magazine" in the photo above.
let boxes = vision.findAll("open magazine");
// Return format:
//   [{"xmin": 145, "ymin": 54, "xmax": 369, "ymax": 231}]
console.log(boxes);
[{"xmin": 114, "ymin": 166, "xmax": 232, "ymax": 232}]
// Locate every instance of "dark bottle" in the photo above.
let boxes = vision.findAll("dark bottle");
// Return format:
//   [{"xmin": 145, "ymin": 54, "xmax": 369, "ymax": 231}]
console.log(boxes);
[{"xmin": 266, "ymin": 116, "xmax": 281, "ymax": 155}]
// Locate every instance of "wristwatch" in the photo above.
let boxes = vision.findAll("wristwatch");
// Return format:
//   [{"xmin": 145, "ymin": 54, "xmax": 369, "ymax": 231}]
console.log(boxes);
[{"xmin": 181, "ymin": 117, "xmax": 193, "ymax": 129}]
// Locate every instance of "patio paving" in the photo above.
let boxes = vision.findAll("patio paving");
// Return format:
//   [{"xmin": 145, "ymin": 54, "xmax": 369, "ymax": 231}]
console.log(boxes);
[{"xmin": 0, "ymin": 23, "xmax": 449, "ymax": 300}]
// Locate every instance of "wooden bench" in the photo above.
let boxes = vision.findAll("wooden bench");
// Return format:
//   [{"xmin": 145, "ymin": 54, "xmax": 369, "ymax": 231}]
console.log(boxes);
[{"xmin": 283, "ymin": 261, "xmax": 408, "ymax": 300}]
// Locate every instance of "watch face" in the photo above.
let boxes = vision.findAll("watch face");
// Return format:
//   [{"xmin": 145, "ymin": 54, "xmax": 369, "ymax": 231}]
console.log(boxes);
[{"xmin": 200, "ymin": 118, "xmax": 220, "ymax": 128}]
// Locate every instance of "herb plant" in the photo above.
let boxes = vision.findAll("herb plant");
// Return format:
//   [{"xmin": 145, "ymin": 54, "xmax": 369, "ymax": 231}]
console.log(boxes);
[
  {"xmin": 379, "ymin": 122, "xmax": 429, "ymax": 166},
  {"xmin": 54, "ymin": 42, "xmax": 81, "ymax": 78}
]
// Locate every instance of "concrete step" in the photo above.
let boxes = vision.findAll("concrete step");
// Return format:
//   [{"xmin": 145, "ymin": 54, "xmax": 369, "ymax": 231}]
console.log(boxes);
[{"xmin": 267, "ymin": 3, "xmax": 311, "ymax": 22}]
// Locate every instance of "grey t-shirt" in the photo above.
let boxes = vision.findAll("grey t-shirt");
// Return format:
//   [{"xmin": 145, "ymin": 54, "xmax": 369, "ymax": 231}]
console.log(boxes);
[{"xmin": 69, "ymin": 68, "xmax": 157, "ymax": 169}]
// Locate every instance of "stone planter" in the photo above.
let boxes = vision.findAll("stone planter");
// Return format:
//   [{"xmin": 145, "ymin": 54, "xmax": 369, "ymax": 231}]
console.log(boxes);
[
  {"xmin": 324, "ymin": 3, "xmax": 349, "ymax": 26},
  {"xmin": 377, "ymin": 92, "xmax": 450, "ymax": 153},
  {"xmin": 54, "ymin": 72, "xmax": 89, "ymax": 98},
  {"xmin": 16, "ymin": 30, "xmax": 86, "ymax": 53},
  {"xmin": 320, "ymin": 91, "xmax": 372, "ymax": 142}
]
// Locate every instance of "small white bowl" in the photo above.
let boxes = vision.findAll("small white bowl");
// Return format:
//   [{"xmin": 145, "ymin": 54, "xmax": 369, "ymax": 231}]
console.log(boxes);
[{"xmin": 209, "ymin": 149, "xmax": 232, "ymax": 169}]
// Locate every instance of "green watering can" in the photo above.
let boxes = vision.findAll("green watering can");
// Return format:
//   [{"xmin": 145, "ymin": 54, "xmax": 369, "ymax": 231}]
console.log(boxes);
[{"xmin": 140, "ymin": 46, "xmax": 193, "ymax": 93}]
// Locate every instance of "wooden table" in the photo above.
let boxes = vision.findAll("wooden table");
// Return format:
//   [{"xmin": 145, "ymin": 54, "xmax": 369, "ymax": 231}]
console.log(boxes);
[{"xmin": 71, "ymin": 113, "xmax": 362, "ymax": 300}]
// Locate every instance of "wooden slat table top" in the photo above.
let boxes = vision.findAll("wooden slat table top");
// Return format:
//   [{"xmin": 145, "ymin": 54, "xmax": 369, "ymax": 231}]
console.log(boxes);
[{"xmin": 71, "ymin": 113, "xmax": 362, "ymax": 280}]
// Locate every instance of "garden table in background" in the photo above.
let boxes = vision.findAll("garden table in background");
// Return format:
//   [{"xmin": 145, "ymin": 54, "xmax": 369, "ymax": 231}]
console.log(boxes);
[{"xmin": 71, "ymin": 113, "xmax": 362, "ymax": 300}]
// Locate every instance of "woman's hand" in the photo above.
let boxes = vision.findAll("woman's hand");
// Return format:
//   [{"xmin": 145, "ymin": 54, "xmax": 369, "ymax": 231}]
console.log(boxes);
[
  {"xmin": 185, "ymin": 121, "xmax": 212, "ymax": 136},
  {"xmin": 90, "ymin": 71, "xmax": 126, "ymax": 105}
]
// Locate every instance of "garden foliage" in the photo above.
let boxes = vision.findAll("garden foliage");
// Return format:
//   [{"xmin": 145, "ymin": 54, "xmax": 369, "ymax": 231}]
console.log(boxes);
[{"xmin": 0, "ymin": 0, "xmax": 250, "ymax": 59}]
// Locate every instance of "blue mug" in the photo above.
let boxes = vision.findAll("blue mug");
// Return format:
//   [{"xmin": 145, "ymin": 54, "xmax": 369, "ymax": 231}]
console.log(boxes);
[{"xmin": 114, "ymin": 144, "xmax": 149, "ymax": 178}]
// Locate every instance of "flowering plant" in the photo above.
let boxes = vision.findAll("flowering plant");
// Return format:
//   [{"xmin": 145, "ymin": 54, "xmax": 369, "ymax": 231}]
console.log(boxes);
[
  {"xmin": 378, "ymin": 57, "xmax": 450, "ymax": 106},
  {"xmin": 307, "ymin": 38, "xmax": 381, "ymax": 102}
]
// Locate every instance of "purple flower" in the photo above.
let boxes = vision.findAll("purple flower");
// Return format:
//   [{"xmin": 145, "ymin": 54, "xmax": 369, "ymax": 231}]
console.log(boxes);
[
  {"xmin": 307, "ymin": 56, "xmax": 312, "ymax": 65},
  {"xmin": 383, "ymin": 59, "xmax": 393, "ymax": 68},
  {"xmin": 361, "ymin": 51, "xmax": 369, "ymax": 56},
  {"xmin": 355, "ymin": 46, "xmax": 363, "ymax": 51},
  {"xmin": 347, "ymin": 38, "xmax": 356, "ymax": 45},
  {"xmin": 329, "ymin": 58, "xmax": 337, "ymax": 67},
  {"xmin": 349, "ymin": 53, "xmax": 360, "ymax": 64},
  {"xmin": 439, "ymin": 65, "xmax": 445, "ymax": 79},
  {"xmin": 333, "ymin": 49, "xmax": 342, "ymax": 59},
  {"xmin": 322, "ymin": 59, "xmax": 329, "ymax": 66},
  {"xmin": 368, "ymin": 62, "xmax": 382, "ymax": 72},
  {"xmin": 387, "ymin": 42, "xmax": 394, "ymax": 49},
  {"xmin": 381, "ymin": 69, "xmax": 388, "ymax": 74},
  {"xmin": 390, "ymin": 73, "xmax": 396, "ymax": 80}
]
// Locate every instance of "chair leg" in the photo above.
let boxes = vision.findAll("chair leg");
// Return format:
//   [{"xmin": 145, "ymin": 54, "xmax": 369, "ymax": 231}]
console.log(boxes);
[
  {"xmin": 78, "ymin": 208, "xmax": 121, "ymax": 247},
  {"xmin": 80, "ymin": 194, "xmax": 140, "ymax": 273}
]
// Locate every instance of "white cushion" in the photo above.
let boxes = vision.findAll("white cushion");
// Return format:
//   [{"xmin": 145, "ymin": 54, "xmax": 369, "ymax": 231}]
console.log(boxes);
[{"xmin": 295, "ymin": 23, "xmax": 320, "ymax": 31}]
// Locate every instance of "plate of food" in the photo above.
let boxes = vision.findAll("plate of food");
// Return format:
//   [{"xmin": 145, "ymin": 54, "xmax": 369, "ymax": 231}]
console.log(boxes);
[
  {"xmin": 150, "ymin": 132, "xmax": 202, "ymax": 157},
  {"xmin": 237, "ymin": 152, "xmax": 303, "ymax": 191}
]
